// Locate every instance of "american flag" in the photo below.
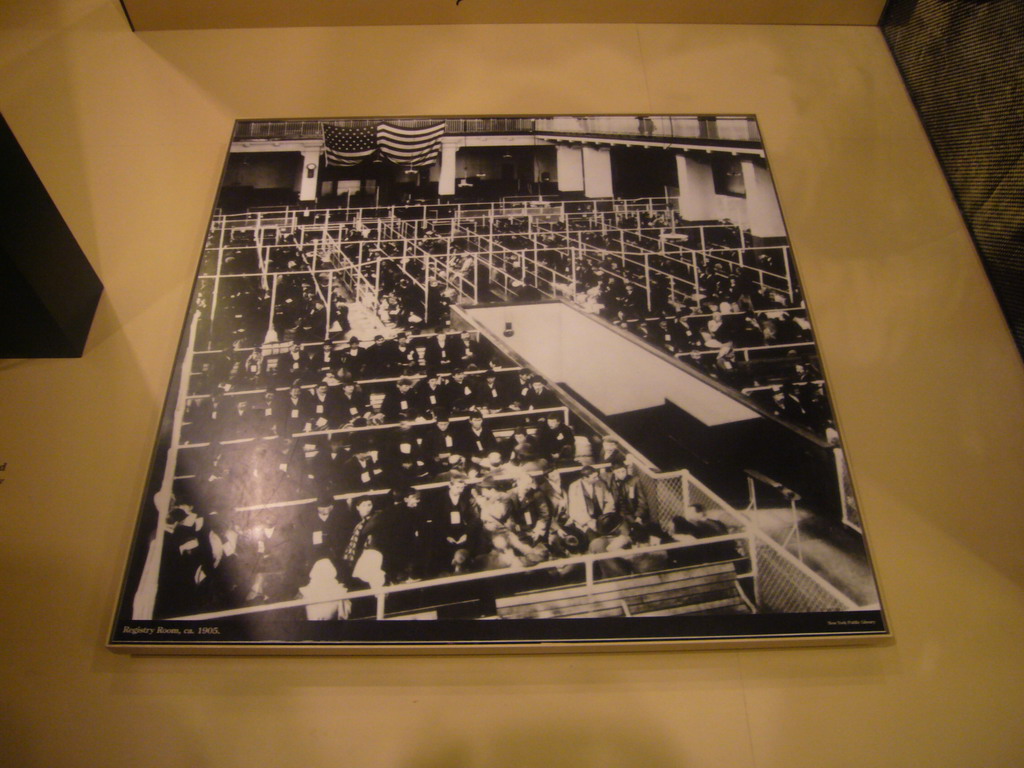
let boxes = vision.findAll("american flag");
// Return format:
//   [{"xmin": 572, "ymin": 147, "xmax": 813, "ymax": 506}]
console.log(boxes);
[
  {"xmin": 322, "ymin": 124, "xmax": 377, "ymax": 166},
  {"xmin": 377, "ymin": 121, "xmax": 445, "ymax": 167}
]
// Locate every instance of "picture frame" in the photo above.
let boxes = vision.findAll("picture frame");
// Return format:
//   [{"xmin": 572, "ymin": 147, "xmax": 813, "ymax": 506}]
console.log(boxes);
[{"xmin": 109, "ymin": 114, "xmax": 888, "ymax": 653}]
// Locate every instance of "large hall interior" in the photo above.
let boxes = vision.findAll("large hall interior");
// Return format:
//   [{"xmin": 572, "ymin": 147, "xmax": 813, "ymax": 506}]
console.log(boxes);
[
  {"xmin": 1, "ymin": 1, "xmax": 1022, "ymax": 766},
  {"xmin": 114, "ymin": 115, "xmax": 881, "ymax": 635}
]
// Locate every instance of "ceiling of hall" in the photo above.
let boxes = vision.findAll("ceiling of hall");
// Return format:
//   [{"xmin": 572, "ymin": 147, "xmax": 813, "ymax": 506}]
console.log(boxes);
[{"xmin": 120, "ymin": 0, "xmax": 888, "ymax": 32}]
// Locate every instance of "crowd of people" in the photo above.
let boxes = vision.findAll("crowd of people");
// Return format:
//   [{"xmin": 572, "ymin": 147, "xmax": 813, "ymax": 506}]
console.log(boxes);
[
  {"xmin": 163, "ymin": 314, "xmax": 739, "ymax": 620},
  {"xmin": 158, "ymin": 451, "xmax": 736, "ymax": 620},
  {"xmin": 200, "ymin": 211, "xmax": 832, "ymax": 441},
  {"xmin": 450, "ymin": 212, "xmax": 835, "ymax": 436},
  {"xmin": 156, "ymin": 203, "xmax": 837, "ymax": 621}
]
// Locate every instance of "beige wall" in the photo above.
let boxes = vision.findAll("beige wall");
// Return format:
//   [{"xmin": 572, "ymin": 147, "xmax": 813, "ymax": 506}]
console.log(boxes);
[{"xmin": 1, "ymin": 2, "xmax": 1023, "ymax": 766}]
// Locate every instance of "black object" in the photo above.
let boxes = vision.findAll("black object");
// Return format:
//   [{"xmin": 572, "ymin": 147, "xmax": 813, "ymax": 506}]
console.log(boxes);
[
  {"xmin": 882, "ymin": 0, "xmax": 1024, "ymax": 360},
  {"xmin": 0, "ymin": 112, "xmax": 103, "ymax": 357}
]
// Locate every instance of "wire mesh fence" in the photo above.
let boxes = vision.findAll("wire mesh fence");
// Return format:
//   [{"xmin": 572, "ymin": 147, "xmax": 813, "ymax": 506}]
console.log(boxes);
[{"xmin": 634, "ymin": 466, "xmax": 859, "ymax": 613}]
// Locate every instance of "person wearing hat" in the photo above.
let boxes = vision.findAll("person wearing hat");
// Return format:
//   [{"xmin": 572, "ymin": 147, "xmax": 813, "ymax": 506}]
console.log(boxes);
[
  {"xmin": 311, "ymin": 339, "xmax": 340, "ymax": 375},
  {"xmin": 500, "ymin": 426, "xmax": 537, "ymax": 465},
  {"xmin": 511, "ymin": 369, "xmax": 534, "ymax": 409},
  {"xmin": 444, "ymin": 368, "xmax": 476, "ymax": 412},
  {"xmin": 240, "ymin": 507, "xmax": 301, "ymax": 604},
  {"xmin": 279, "ymin": 381, "xmax": 313, "ymax": 437},
  {"xmin": 340, "ymin": 336, "xmax": 365, "ymax": 380},
  {"xmin": 459, "ymin": 329, "xmax": 491, "ymax": 369},
  {"xmin": 565, "ymin": 465, "xmax": 615, "ymax": 539},
  {"xmin": 433, "ymin": 453, "xmax": 469, "ymax": 483},
  {"xmin": 323, "ymin": 435, "xmax": 352, "ymax": 490},
  {"xmin": 381, "ymin": 423, "xmax": 431, "ymax": 489},
  {"xmin": 603, "ymin": 459, "xmax": 653, "ymax": 531},
  {"xmin": 277, "ymin": 342, "xmax": 314, "ymax": 387},
  {"xmin": 389, "ymin": 331, "xmax": 416, "ymax": 375},
  {"xmin": 473, "ymin": 475, "xmax": 514, "ymax": 534},
  {"xmin": 295, "ymin": 439, "xmax": 332, "ymax": 496},
  {"xmin": 474, "ymin": 368, "xmax": 510, "ymax": 413},
  {"xmin": 534, "ymin": 411, "xmax": 576, "ymax": 463},
  {"xmin": 425, "ymin": 331, "xmax": 456, "ymax": 370},
  {"xmin": 309, "ymin": 381, "xmax": 340, "ymax": 432},
  {"xmin": 423, "ymin": 409, "xmax": 458, "ymax": 467},
  {"xmin": 334, "ymin": 380, "xmax": 369, "ymax": 427},
  {"xmin": 381, "ymin": 376, "xmax": 419, "ymax": 421},
  {"xmin": 336, "ymin": 495, "xmax": 383, "ymax": 588},
  {"xmin": 221, "ymin": 396, "xmax": 259, "ymax": 441},
  {"xmin": 299, "ymin": 491, "xmax": 346, "ymax": 575},
  {"xmin": 359, "ymin": 334, "xmax": 392, "ymax": 379},
  {"xmin": 373, "ymin": 487, "xmax": 427, "ymax": 583},
  {"xmin": 340, "ymin": 446, "xmax": 383, "ymax": 491},
  {"xmin": 510, "ymin": 462, "xmax": 558, "ymax": 551},
  {"xmin": 413, "ymin": 370, "xmax": 450, "ymax": 414},
  {"xmin": 524, "ymin": 376, "xmax": 560, "ymax": 411}
]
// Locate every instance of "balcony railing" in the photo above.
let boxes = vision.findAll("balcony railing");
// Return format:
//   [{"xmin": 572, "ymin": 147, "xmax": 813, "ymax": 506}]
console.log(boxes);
[{"xmin": 232, "ymin": 115, "xmax": 761, "ymax": 143}]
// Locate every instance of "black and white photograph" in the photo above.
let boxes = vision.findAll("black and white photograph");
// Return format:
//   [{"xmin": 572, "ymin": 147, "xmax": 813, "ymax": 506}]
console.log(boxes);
[{"xmin": 109, "ymin": 114, "xmax": 887, "ymax": 651}]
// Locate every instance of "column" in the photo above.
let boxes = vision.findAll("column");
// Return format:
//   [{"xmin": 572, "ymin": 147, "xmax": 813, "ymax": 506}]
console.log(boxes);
[
  {"xmin": 582, "ymin": 146, "xmax": 613, "ymax": 198},
  {"xmin": 740, "ymin": 157, "xmax": 786, "ymax": 238},
  {"xmin": 556, "ymin": 145, "xmax": 584, "ymax": 193},
  {"xmin": 438, "ymin": 138, "xmax": 460, "ymax": 196},
  {"xmin": 675, "ymin": 153, "xmax": 716, "ymax": 222},
  {"xmin": 299, "ymin": 149, "xmax": 320, "ymax": 202}
]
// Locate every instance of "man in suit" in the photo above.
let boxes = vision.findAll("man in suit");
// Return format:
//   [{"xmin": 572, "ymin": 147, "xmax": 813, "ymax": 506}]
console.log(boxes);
[
  {"xmin": 340, "ymin": 448, "xmax": 384, "ymax": 492},
  {"xmin": 444, "ymin": 368, "xmax": 477, "ymax": 412},
  {"xmin": 565, "ymin": 465, "xmax": 616, "ymax": 539},
  {"xmin": 460, "ymin": 330, "xmax": 491, "ymax": 369},
  {"xmin": 339, "ymin": 336, "xmax": 365, "ymax": 380},
  {"xmin": 308, "ymin": 381, "xmax": 339, "ymax": 431},
  {"xmin": 430, "ymin": 473, "xmax": 484, "ymax": 576},
  {"xmin": 534, "ymin": 412, "xmax": 575, "ymax": 463},
  {"xmin": 277, "ymin": 343, "xmax": 314, "ymax": 386},
  {"xmin": 310, "ymin": 340, "xmax": 340, "ymax": 376},
  {"xmin": 425, "ymin": 332, "xmax": 458, "ymax": 371},
  {"xmin": 337, "ymin": 495, "xmax": 384, "ymax": 587},
  {"xmin": 360, "ymin": 334, "xmax": 393, "ymax": 380},
  {"xmin": 239, "ymin": 508, "xmax": 301, "ymax": 603},
  {"xmin": 524, "ymin": 376, "xmax": 560, "ymax": 411},
  {"xmin": 298, "ymin": 492, "xmax": 347, "ymax": 574},
  {"xmin": 381, "ymin": 377, "xmax": 419, "ymax": 421},
  {"xmin": 279, "ymin": 382, "xmax": 313, "ymax": 436},
  {"xmin": 334, "ymin": 380, "xmax": 369, "ymax": 426},
  {"xmin": 414, "ymin": 371, "xmax": 449, "ymax": 415},
  {"xmin": 455, "ymin": 411, "xmax": 499, "ymax": 467}
]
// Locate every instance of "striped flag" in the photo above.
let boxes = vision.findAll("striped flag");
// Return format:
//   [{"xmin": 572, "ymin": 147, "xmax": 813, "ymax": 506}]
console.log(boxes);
[
  {"xmin": 377, "ymin": 121, "xmax": 445, "ymax": 167},
  {"xmin": 323, "ymin": 124, "xmax": 377, "ymax": 166}
]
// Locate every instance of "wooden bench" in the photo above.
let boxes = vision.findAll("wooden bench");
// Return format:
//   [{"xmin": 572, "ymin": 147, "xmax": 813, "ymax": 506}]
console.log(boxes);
[{"xmin": 495, "ymin": 561, "xmax": 749, "ymax": 619}]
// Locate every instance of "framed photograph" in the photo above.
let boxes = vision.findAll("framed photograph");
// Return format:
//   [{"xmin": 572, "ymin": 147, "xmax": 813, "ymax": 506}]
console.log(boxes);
[{"xmin": 109, "ymin": 115, "xmax": 888, "ymax": 653}]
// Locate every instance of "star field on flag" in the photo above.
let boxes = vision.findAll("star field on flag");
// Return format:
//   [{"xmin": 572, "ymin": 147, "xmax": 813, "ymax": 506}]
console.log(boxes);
[{"xmin": 323, "ymin": 124, "xmax": 378, "ymax": 166}]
